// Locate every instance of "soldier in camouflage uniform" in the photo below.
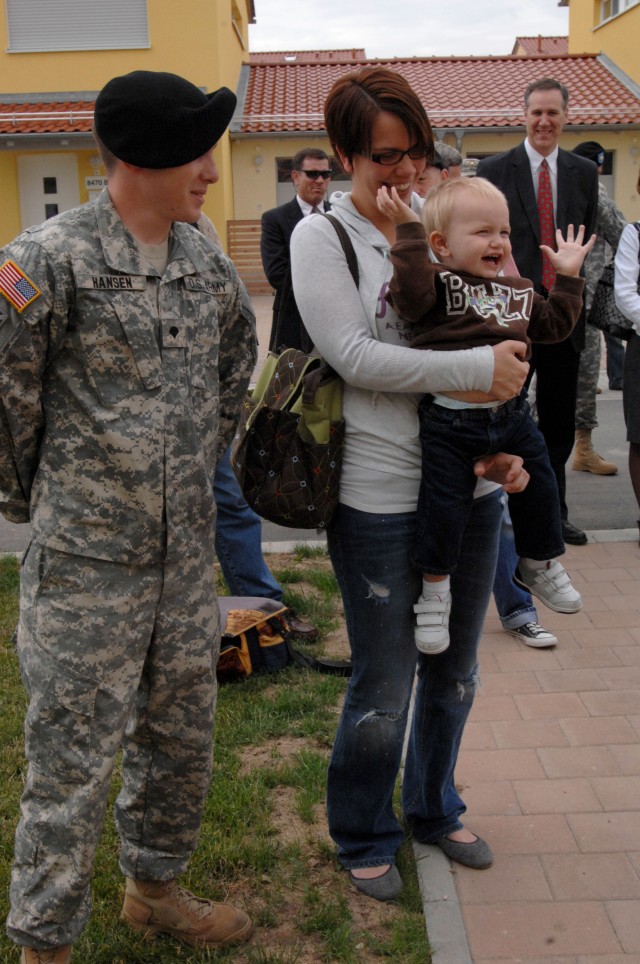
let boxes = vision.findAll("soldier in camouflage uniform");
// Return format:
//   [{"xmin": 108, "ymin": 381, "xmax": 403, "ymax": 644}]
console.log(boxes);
[
  {"xmin": 0, "ymin": 71, "xmax": 257, "ymax": 964},
  {"xmin": 571, "ymin": 142, "xmax": 627, "ymax": 475}
]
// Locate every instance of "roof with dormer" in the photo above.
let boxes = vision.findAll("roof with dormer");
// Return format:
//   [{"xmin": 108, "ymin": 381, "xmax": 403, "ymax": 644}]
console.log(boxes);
[
  {"xmin": 249, "ymin": 49, "xmax": 365, "ymax": 63},
  {"xmin": 512, "ymin": 36, "xmax": 569, "ymax": 55}
]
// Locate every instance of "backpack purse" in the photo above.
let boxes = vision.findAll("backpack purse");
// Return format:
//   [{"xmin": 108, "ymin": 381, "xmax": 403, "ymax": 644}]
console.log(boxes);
[
  {"xmin": 231, "ymin": 215, "xmax": 358, "ymax": 530},
  {"xmin": 588, "ymin": 222, "xmax": 640, "ymax": 341}
]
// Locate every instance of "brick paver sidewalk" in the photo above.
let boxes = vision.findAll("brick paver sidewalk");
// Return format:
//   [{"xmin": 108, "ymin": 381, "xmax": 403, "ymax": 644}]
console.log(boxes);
[{"xmin": 417, "ymin": 535, "xmax": 640, "ymax": 962}]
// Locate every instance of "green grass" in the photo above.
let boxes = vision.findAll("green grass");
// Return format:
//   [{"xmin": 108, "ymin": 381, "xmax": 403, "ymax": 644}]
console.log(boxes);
[{"xmin": 0, "ymin": 549, "xmax": 431, "ymax": 962}]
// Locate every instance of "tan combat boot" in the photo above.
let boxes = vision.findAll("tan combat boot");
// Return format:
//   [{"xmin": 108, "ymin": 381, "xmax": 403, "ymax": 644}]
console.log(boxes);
[
  {"xmin": 572, "ymin": 428, "xmax": 618, "ymax": 475},
  {"xmin": 121, "ymin": 878, "xmax": 252, "ymax": 949},
  {"xmin": 20, "ymin": 947, "xmax": 72, "ymax": 964}
]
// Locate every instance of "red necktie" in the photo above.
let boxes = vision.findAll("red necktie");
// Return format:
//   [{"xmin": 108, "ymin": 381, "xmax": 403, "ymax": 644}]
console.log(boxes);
[{"xmin": 538, "ymin": 159, "xmax": 556, "ymax": 292}]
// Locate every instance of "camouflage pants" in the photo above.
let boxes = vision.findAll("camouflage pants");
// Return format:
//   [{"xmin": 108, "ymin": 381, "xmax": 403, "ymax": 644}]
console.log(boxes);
[
  {"xmin": 575, "ymin": 323, "xmax": 602, "ymax": 430},
  {"xmin": 7, "ymin": 538, "xmax": 219, "ymax": 949}
]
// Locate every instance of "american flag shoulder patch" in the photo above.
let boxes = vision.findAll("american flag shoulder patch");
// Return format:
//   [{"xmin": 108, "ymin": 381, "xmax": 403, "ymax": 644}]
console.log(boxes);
[{"xmin": 0, "ymin": 259, "xmax": 42, "ymax": 312}]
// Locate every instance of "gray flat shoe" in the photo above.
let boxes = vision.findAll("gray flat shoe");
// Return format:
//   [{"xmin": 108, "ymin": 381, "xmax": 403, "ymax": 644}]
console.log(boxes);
[
  {"xmin": 348, "ymin": 864, "xmax": 403, "ymax": 901},
  {"xmin": 436, "ymin": 834, "xmax": 493, "ymax": 869}
]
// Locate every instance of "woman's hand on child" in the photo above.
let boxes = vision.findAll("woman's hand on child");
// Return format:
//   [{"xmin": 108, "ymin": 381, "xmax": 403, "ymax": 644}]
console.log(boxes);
[
  {"xmin": 376, "ymin": 186, "xmax": 421, "ymax": 225},
  {"xmin": 490, "ymin": 340, "xmax": 529, "ymax": 400},
  {"xmin": 474, "ymin": 453, "xmax": 530, "ymax": 494},
  {"xmin": 541, "ymin": 224, "xmax": 597, "ymax": 278}
]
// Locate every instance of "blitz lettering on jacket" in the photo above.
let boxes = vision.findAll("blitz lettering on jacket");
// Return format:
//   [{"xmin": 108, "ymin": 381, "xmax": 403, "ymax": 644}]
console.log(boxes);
[
  {"xmin": 92, "ymin": 275, "xmax": 135, "ymax": 290},
  {"xmin": 442, "ymin": 272, "xmax": 533, "ymax": 327}
]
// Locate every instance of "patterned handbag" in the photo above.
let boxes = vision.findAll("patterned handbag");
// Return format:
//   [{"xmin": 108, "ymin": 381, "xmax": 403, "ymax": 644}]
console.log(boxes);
[
  {"xmin": 587, "ymin": 262, "xmax": 633, "ymax": 340},
  {"xmin": 588, "ymin": 223, "xmax": 640, "ymax": 341},
  {"xmin": 231, "ymin": 215, "xmax": 358, "ymax": 529},
  {"xmin": 231, "ymin": 348, "xmax": 344, "ymax": 528}
]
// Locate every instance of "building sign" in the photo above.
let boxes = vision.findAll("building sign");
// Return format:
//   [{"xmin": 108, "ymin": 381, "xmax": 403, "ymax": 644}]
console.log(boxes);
[{"xmin": 85, "ymin": 176, "xmax": 108, "ymax": 190}]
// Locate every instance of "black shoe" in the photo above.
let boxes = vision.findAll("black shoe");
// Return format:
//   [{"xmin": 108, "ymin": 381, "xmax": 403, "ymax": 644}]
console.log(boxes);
[
  {"xmin": 609, "ymin": 382, "xmax": 623, "ymax": 391},
  {"xmin": 287, "ymin": 611, "xmax": 319, "ymax": 642},
  {"xmin": 562, "ymin": 520, "xmax": 587, "ymax": 546}
]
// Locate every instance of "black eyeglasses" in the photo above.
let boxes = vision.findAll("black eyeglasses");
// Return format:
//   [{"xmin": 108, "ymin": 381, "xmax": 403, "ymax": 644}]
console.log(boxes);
[
  {"xmin": 296, "ymin": 169, "xmax": 333, "ymax": 180},
  {"xmin": 366, "ymin": 146, "xmax": 428, "ymax": 166}
]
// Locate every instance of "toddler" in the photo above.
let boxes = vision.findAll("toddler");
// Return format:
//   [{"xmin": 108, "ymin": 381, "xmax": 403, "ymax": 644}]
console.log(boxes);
[{"xmin": 378, "ymin": 176, "xmax": 595, "ymax": 654}]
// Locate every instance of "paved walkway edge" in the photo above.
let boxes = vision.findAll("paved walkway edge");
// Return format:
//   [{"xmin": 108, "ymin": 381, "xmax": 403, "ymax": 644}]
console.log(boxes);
[{"xmin": 413, "ymin": 841, "xmax": 473, "ymax": 964}]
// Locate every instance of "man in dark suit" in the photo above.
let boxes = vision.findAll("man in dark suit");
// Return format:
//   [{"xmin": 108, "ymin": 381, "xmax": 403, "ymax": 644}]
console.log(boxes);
[
  {"xmin": 478, "ymin": 77, "xmax": 599, "ymax": 545},
  {"xmin": 260, "ymin": 147, "xmax": 332, "ymax": 351}
]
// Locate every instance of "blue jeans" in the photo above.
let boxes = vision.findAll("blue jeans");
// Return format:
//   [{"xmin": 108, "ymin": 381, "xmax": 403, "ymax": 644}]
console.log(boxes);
[
  {"xmin": 325, "ymin": 489, "xmax": 502, "ymax": 868},
  {"xmin": 492, "ymin": 501, "xmax": 537, "ymax": 631},
  {"xmin": 415, "ymin": 391, "xmax": 564, "ymax": 574},
  {"xmin": 214, "ymin": 447, "xmax": 282, "ymax": 600}
]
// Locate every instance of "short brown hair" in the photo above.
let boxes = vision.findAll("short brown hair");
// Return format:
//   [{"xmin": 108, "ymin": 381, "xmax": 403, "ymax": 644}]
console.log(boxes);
[
  {"xmin": 524, "ymin": 77, "xmax": 569, "ymax": 110},
  {"xmin": 291, "ymin": 147, "xmax": 330, "ymax": 171},
  {"xmin": 92, "ymin": 126, "xmax": 118, "ymax": 175},
  {"xmin": 422, "ymin": 176, "xmax": 509, "ymax": 238},
  {"xmin": 324, "ymin": 67, "xmax": 434, "ymax": 166}
]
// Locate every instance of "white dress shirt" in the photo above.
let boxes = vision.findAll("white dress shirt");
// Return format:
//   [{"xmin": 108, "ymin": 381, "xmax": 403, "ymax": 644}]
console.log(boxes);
[
  {"xmin": 614, "ymin": 222, "xmax": 640, "ymax": 332},
  {"xmin": 296, "ymin": 196, "xmax": 322, "ymax": 216}
]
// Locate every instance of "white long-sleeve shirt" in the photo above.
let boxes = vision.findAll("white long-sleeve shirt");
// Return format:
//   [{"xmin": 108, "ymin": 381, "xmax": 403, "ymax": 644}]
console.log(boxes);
[{"xmin": 614, "ymin": 222, "xmax": 640, "ymax": 333}]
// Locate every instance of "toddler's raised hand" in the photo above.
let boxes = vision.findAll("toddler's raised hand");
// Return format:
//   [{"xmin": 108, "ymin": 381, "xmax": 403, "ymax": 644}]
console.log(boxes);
[{"xmin": 540, "ymin": 224, "xmax": 597, "ymax": 278}]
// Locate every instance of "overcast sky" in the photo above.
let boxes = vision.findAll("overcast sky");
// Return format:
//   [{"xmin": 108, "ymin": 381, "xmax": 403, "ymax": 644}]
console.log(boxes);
[{"xmin": 248, "ymin": 0, "xmax": 569, "ymax": 59}]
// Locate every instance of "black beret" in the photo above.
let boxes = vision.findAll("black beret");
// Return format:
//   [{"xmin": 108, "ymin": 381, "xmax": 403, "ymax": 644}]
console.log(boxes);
[
  {"xmin": 94, "ymin": 70, "xmax": 237, "ymax": 169},
  {"xmin": 572, "ymin": 141, "xmax": 605, "ymax": 166}
]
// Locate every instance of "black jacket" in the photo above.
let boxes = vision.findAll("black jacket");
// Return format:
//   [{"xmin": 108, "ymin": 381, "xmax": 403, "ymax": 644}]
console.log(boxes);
[{"xmin": 260, "ymin": 197, "xmax": 330, "ymax": 351}]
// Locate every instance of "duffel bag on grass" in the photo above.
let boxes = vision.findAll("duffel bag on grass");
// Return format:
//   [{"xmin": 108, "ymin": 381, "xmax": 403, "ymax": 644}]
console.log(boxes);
[{"xmin": 216, "ymin": 596, "xmax": 351, "ymax": 682}]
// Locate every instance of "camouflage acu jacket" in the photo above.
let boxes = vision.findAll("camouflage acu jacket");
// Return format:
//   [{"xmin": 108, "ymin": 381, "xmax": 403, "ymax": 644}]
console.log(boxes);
[{"xmin": 0, "ymin": 189, "xmax": 256, "ymax": 563}]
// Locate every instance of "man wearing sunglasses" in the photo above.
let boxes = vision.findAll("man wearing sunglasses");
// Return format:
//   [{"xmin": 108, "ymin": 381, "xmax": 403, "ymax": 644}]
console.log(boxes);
[{"xmin": 261, "ymin": 147, "xmax": 332, "ymax": 352}]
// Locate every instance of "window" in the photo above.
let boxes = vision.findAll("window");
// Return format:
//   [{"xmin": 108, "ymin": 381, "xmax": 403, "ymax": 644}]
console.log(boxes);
[
  {"xmin": 599, "ymin": 0, "xmax": 639, "ymax": 23},
  {"xmin": 6, "ymin": 0, "xmax": 149, "ymax": 52}
]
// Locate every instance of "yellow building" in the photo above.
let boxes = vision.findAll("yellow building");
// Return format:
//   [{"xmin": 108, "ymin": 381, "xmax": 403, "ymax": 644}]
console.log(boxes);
[
  {"xmin": 563, "ymin": 0, "xmax": 640, "ymax": 83},
  {"xmin": 0, "ymin": 0, "xmax": 254, "ymax": 245}
]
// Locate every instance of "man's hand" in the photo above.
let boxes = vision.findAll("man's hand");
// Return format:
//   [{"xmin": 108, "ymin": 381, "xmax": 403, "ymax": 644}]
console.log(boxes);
[
  {"xmin": 541, "ymin": 224, "xmax": 597, "ymax": 278},
  {"xmin": 490, "ymin": 340, "xmax": 529, "ymax": 400},
  {"xmin": 474, "ymin": 453, "xmax": 530, "ymax": 494},
  {"xmin": 376, "ymin": 186, "xmax": 421, "ymax": 226}
]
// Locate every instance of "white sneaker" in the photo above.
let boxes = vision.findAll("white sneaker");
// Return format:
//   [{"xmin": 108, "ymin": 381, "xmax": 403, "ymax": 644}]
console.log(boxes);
[
  {"xmin": 414, "ymin": 592, "xmax": 451, "ymax": 654},
  {"xmin": 515, "ymin": 560, "xmax": 582, "ymax": 614},
  {"xmin": 505, "ymin": 621, "xmax": 558, "ymax": 648}
]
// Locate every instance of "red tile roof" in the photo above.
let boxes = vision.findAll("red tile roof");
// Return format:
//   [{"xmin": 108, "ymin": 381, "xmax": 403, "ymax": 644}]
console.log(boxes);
[
  {"xmin": 237, "ymin": 54, "xmax": 640, "ymax": 133},
  {"xmin": 0, "ymin": 100, "xmax": 94, "ymax": 135},
  {"xmin": 512, "ymin": 36, "xmax": 568, "ymax": 56},
  {"xmin": 2, "ymin": 52, "xmax": 638, "ymax": 139},
  {"xmin": 250, "ymin": 49, "xmax": 365, "ymax": 63}
]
